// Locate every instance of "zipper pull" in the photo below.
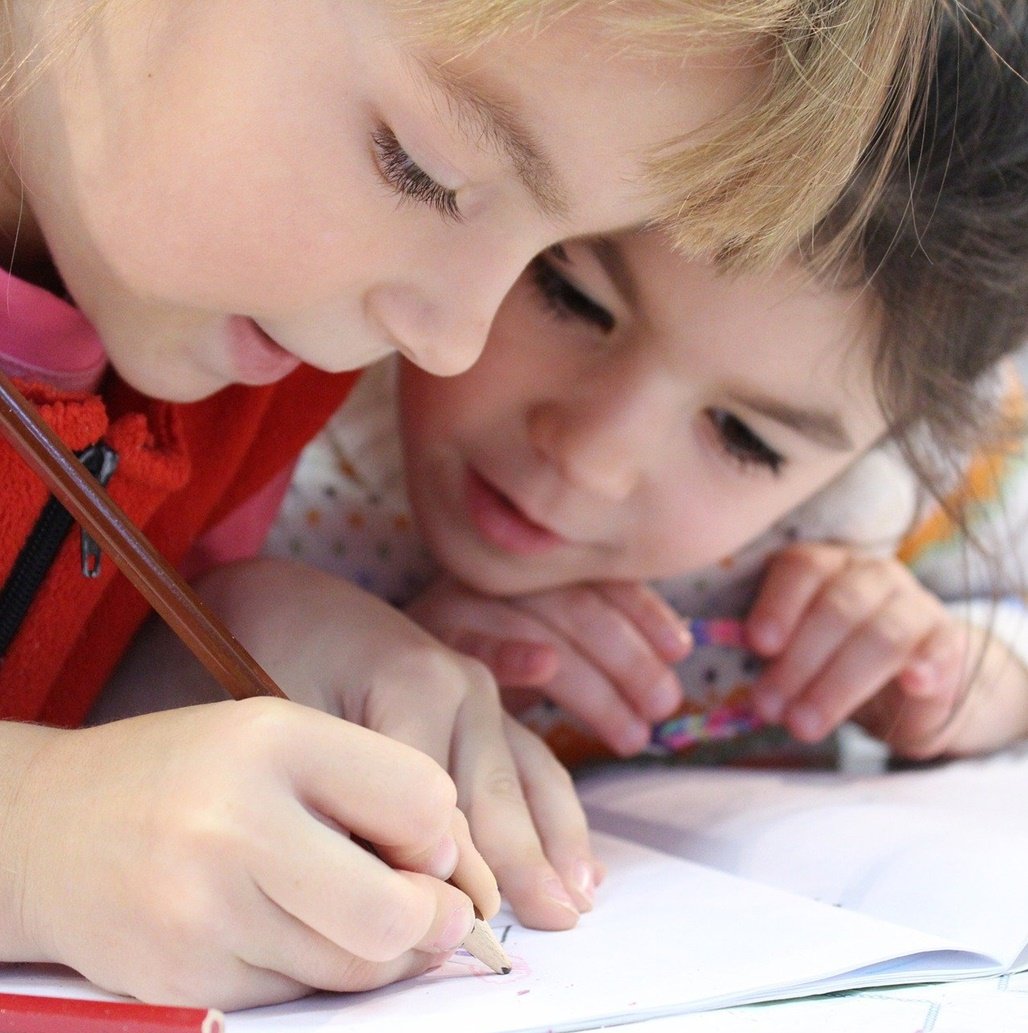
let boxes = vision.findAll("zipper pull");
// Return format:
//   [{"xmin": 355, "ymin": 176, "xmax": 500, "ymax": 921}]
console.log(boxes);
[{"xmin": 77, "ymin": 442, "xmax": 120, "ymax": 578}]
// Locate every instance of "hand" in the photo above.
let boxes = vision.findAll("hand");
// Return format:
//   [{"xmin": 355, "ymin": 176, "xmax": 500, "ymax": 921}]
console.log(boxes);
[
  {"xmin": 406, "ymin": 576, "xmax": 692, "ymax": 757},
  {"xmin": 196, "ymin": 559, "xmax": 600, "ymax": 932},
  {"xmin": 0, "ymin": 702, "xmax": 489, "ymax": 1009},
  {"xmin": 746, "ymin": 542, "xmax": 1028, "ymax": 758},
  {"xmin": 853, "ymin": 621, "xmax": 1028, "ymax": 758}
]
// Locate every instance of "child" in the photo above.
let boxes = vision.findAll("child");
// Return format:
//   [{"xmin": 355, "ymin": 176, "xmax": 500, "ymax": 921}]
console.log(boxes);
[
  {"xmin": 266, "ymin": 0, "xmax": 1028, "ymax": 769},
  {"xmin": 0, "ymin": 0, "xmax": 935, "ymax": 1009}
]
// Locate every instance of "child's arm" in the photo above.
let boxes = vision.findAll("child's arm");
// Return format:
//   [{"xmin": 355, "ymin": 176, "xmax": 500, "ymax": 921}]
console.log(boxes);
[
  {"xmin": 104, "ymin": 558, "xmax": 598, "ymax": 931},
  {"xmin": 746, "ymin": 542, "xmax": 1028, "ymax": 758},
  {"xmin": 0, "ymin": 698, "xmax": 493, "ymax": 1009},
  {"xmin": 406, "ymin": 575, "xmax": 692, "ymax": 757}
]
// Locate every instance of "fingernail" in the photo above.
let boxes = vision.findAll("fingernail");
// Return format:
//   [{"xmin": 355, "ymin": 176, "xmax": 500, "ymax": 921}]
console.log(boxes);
[
  {"xmin": 543, "ymin": 877, "xmax": 580, "ymax": 916},
  {"xmin": 904, "ymin": 660, "xmax": 936, "ymax": 696},
  {"xmin": 427, "ymin": 835, "xmax": 459, "ymax": 880},
  {"xmin": 789, "ymin": 703, "xmax": 823, "ymax": 741},
  {"xmin": 658, "ymin": 620, "xmax": 693, "ymax": 659},
  {"xmin": 432, "ymin": 905, "xmax": 473, "ymax": 952},
  {"xmin": 751, "ymin": 619, "xmax": 784, "ymax": 654},
  {"xmin": 616, "ymin": 721, "xmax": 652, "ymax": 757},
  {"xmin": 642, "ymin": 672, "xmax": 682, "ymax": 722},
  {"xmin": 572, "ymin": 860, "xmax": 596, "ymax": 909},
  {"xmin": 752, "ymin": 684, "xmax": 784, "ymax": 723}
]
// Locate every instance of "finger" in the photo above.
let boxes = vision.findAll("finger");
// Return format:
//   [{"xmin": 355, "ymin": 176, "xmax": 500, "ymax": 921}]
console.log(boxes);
[
  {"xmin": 250, "ymin": 800, "xmax": 475, "ymax": 964},
  {"xmin": 746, "ymin": 544, "xmax": 849, "ymax": 656},
  {"xmin": 448, "ymin": 685, "xmax": 582, "ymax": 931},
  {"xmin": 520, "ymin": 587, "xmax": 683, "ymax": 723},
  {"xmin": 233, "ymin": 701, "xmax": 460, "ymax": 874},
  {"xmin": 897, "ymin": 621, "xmax": 969, "ymax": 702},
  {"xmin": 359, "ymin": 648, "xmax": 467, "ymax": 768},
  {"xmin": 860, "ymin": 624, "xmax": 971, "ymax": 756},
  {"xmin": 446, "ymin": 807, "xmax": 503, "ymax": 921},
  {"xmin": 504, "ymin": 717, "xmax": 598, "ymax": 914},
  {"xmin": 539, "ymin": 651, "xmax": 654, "ymax": 756},
  {"xmin": 751, "ymin": 561, "xmax": 893, "ymax": 723},
  {"xmin": 596, "ymin": 582, "xmax": 693, "ymax": 661},
  {"xmin": 235, "ymin": 884, "xmax": 448, "ymax": 1000},
  {"xmin": 448, "ymin": 629, "xmax": 562, "ymax": 688},
  {"xmin": 354, "ymin": 653, "xmax": 506, "ymax": 900},
  {"xmin": 854, "ymin": 679, "xmax": 963, "ymax": 759},
  {"xmin": 781, "ymin": 591, "xmax": 938, "ymax": 741}
]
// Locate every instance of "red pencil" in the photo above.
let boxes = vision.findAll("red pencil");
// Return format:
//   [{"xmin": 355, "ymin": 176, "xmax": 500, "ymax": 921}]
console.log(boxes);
[{"xmin": 0, "ymin": 992, "xmax": 224, "ymax": 1033}]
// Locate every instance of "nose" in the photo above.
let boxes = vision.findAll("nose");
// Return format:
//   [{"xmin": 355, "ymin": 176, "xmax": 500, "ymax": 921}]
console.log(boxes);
[
  {"xmin": 527, "ymin": 372, "xmax": 670, "ymax": 502},
  {"xmin": 365, "ymin": 233, "xmax": 545, "ymax": 377},
  {"xmin": 363, "ymin": 283, "xmax": 492, "ymax": 376}
]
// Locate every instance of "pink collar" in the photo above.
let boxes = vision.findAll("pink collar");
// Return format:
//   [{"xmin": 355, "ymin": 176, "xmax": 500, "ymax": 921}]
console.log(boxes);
[{"xmin": 0, "ymin": 269, "xmax": 106, "ymax": 393}]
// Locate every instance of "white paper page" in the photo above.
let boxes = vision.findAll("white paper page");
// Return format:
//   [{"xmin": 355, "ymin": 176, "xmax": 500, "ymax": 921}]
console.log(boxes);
[
  {"xmin": 607, "ymin": 971, "xmax": 1028, "ymax": 1033},
  {"xmin": 0, "ymin": 833, "xmax": 987, "ymax": 1033},
  {"xmin": 579, "ymin": 752, "xmax": 1028, "ymax": 967}
]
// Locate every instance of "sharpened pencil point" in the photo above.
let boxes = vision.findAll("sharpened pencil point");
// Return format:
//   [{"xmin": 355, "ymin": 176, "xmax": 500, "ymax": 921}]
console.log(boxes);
[{"xmin": 461, "ymin": 917, "xmax": 512, "ymax": 975}]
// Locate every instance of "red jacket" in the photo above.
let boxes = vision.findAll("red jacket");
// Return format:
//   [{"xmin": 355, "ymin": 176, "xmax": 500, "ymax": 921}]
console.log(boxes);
[{"xmin": 0, "ymin": 365, "xmax": 357, "ymax": 725}]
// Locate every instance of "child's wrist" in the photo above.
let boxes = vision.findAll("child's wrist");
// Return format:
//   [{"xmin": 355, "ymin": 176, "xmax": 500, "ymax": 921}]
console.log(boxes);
[{"xmin": 0, "ymin": 722, "xmax": 67, "ymax": 960}]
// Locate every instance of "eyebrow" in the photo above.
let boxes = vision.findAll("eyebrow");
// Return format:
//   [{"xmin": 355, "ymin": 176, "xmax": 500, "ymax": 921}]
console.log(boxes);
[
  {"xmin": 417, "ymin": 57, "xmax": 571, "ymax": 221},
  {"xmin": 727, "ymin": 391, "xmax": 855, "ymax": 452}
]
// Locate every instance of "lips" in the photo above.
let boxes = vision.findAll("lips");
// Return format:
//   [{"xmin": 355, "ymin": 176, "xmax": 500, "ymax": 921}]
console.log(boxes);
[
  {"xmin": 227, "ymin": 317, "xmax": 302, "ymax": 385},
  {"xmin": 464, "ymin": 468, "xmax": 567, "ymax": 556}
]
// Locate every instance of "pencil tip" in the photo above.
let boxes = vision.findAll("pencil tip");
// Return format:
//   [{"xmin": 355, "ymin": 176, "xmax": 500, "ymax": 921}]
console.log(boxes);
[{"xmin": 461, "ymin": 916, "xmax": 512, "ymax": 975}]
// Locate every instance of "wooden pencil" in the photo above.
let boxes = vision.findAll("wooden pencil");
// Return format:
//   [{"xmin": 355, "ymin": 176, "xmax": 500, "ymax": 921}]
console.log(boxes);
[
  {"xmin": 0, "ymin": 992, "xmax": 224, "ymax": 1033},
  {"xmin": 463, "ymin": 914, "xmax": 512, "ymax": 975},
  {"xmin": 0, "ymin": 370, "xmax": 286, "ymax": 702},
  {"xmin": 0, "ymin": 369, "xmax": 509, "ymax": 975}
]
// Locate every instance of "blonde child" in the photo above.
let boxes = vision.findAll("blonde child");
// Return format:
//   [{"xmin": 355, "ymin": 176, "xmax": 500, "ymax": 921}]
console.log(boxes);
[
  {"xmin": 0, "ymin": 0, "xmax": 932, "ymax": 1011},
  {"xmin": 267, "ymin": 0, "xmax": 1028, "ymax": 771}
]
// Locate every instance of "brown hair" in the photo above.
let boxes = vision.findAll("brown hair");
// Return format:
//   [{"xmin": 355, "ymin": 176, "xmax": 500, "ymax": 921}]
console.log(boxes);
[{"xmin": 816, "ymin": 0, "xmax": 1028, "ymax": 494}]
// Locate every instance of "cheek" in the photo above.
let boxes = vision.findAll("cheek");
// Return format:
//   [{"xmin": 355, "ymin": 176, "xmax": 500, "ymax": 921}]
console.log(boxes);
[{"xmin": 637, "ymin": 483, "xmax": 799, "ymax": 577}]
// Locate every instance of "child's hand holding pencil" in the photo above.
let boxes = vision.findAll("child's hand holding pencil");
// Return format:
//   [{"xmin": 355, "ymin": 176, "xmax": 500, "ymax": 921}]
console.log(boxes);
[{"xmin": 1, "ymin": 700, "xmax": 498, "ymax": 1009}]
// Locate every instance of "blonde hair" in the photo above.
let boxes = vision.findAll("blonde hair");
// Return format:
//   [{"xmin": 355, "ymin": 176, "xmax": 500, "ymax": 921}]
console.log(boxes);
[
  {"xmin": 404, "ymin": 1, "xmax": 936, "ymax": 270},
  {"xmin": 10, "ymin": 1, "xmax": 934, "ymax": 273}
]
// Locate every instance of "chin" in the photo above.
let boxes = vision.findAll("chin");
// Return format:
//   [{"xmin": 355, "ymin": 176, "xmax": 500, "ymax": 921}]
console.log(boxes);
[
  {"xmin": 444, "ymin": 549, "xmax": 567, "ymax": 598},
  {"xmin": 112, "ymin": 357, "xmax": 228, "ymax": 403}
]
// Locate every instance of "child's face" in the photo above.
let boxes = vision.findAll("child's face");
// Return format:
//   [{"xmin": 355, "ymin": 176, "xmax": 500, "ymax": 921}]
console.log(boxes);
[
  {"xmin": 399, "ymin": 231, "xmax": 888, "ymax": 596},
  {"xmin": 9, "ymin": 1, "xmax": 757, "ymax": 401}
]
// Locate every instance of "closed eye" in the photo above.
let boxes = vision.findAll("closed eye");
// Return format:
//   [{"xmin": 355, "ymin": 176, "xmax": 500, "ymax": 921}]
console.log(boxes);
[
  {"xmin": 372, "ymin": 125, "xmax": 462, "ymax": 222},
  {"xmin": 706, "ymin": 408, "xmax": 785, "ymax": 475},
  {"xmin": 529, "ymin": 250, "xmax": 615, "ymax": 333}
]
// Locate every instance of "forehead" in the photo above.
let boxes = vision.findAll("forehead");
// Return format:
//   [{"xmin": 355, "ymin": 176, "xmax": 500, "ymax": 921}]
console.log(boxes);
[
  {"xmin": 400, "ymin": 6, "xmax": 765, "ymax": 230},
  {"xmin": 622, "ymin": 231, "xmax": 885, "ymax": 426}
]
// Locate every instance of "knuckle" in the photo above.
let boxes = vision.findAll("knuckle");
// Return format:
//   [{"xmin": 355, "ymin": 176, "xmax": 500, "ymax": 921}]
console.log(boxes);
[
  {"xmin": 778, "ymin": 541, "xmax": 838, "ymax": 572},
  {"xmin": 413, "ymin": 644, "xmax": 500, "ymax": 704},
  {"xmin": 226, "ymin": 696, "xmax": 298, "ymax": 756},
  {"xmin": 862, "ymin": 617, "xmax": 914, "ymax": 657},
  {"xmin": 387, "ymin": 645, "xmax": 472, "ymax": 710},
  {"xmin": 515, "ymin": 725, "xmax": 574, "ymax": 785},
  {"xmin": 819, "ymin": 582, "xmax": 867, "ymax": 622},
  {"xmin": 481, "ymin": 766, "xmax": 526, "ymax": 805}
]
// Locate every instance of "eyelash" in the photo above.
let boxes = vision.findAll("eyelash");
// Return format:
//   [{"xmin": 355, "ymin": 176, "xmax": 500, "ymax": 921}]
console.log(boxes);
[
  {"xmin": 371, "ymin": 125, "xmax": 463, "ymax": 223},
  {"xmin": 529, "ymin": 250, "xmax": 615, "ymax": 333},
  {"xmin": 707, "ymin": 409, "xmax": 785, "ymax": 476},
  {"xmin": 529, "ymin": 253, "xmax": 784, "ymax": 476}
]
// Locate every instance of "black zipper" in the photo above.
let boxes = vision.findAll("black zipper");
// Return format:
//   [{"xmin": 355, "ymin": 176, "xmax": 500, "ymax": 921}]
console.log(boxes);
[{"xmin": 0, "ymin": 440, "xmax": 119, "ymax": 659}]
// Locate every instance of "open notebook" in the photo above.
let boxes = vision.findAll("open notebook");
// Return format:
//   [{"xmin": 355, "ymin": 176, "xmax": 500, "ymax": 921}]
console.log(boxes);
[{"xmin": 2, "ymin": 746, "xmax": 1027, "ymax": 1031}]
